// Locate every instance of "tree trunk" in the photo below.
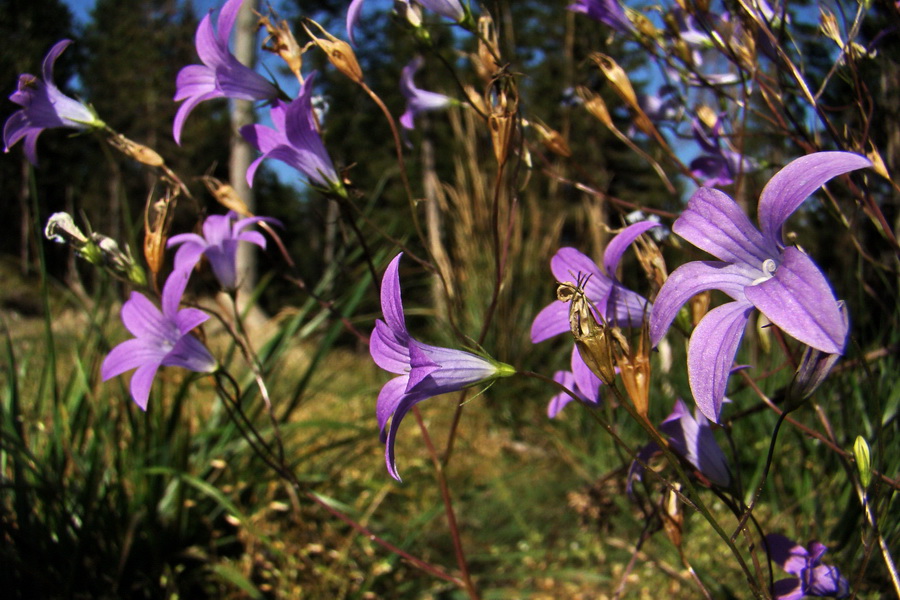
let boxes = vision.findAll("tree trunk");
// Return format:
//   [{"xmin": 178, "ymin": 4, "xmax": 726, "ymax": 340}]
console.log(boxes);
[{"xmin": 230, "ymin": 0, "xmax": 258, "ymax": 300}]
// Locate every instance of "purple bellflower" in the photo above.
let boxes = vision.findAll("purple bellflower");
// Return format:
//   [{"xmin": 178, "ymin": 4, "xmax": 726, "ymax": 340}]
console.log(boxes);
[
  {"xmin": 102, "ymin": 269, "xmax": 217, "ymax": 410},
  {"xmin": 567, "ymin": 0, "xmax": 635, "ymax": 34},
  {"xmin": 628, "ymin": 397, "xmax": 731, "ymax": 493},
  {"xmin": 400, "ymin": 57, "xmax": 454, "ymax": 130},
  {"xmin": 531, "ymin": 220, "xmax": 660, "ymax": 343},
  {"xmin": 3, "ymin": 39, "xmax": 104, "ymax": 165},
  {"xmin": 765, "ymin": 534, "xmax": 849, "ymax": 599},
  {"xmin": 347, "ymin": 0, "xmax": 466, "ymax": 46},
  {"xmin": 370, "ymin": 253, "xmax": 514, "ymax": 480},
  {"xmin": 650, "ymin": 152, "xmax": 871, "ymax": 422},
  {"xmin": 548, "ymin": 346, "xmax": 602, "ymax": 418},
  {"xmin": 241, "ymin": 72, "xmax": 342, "ymax": 192},
  {"xmin": 689, "ymin": 117, "xmax": 757, "ymax": 187},
  {"xmin": 167, "ymin": 210, "xmax": 281, "ymax": 290},
  {"xmin": 659, "ymin": 399, "xmax": 731, "ymax": 487},
  {"xmin": 173, "ymin": 0, "xmax": 278, "ymax": 144}
]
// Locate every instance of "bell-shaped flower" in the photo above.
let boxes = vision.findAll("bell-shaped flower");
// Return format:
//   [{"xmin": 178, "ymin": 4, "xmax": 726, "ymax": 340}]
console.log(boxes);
[
  {"xmin": 102, "ymin": 269, "xmax": 217, "ymax": 410},
  {"xmin": 765, "ymin": 534, "xmax": 849, "ymax": 599},
  {"xmin": 567, "ymin": 0, "xmax": 635, "ymax": 34},
  {"xmin": 167, "ymin": 210, "xmax": 281, "ymax": 290},
  {"xmin": 650, "ymin": 152, "xmax": 871, "ymax": 422},
  {"xmin": 370, "ymin": 253, "xmax": 514, "ymax": 480},
  {"xmin": 347, "ymin": 0, "xmax": 466, "ymax": 46},
  {"xmin": 659, "ymin": 399, "xmax": 731, "ymax": 487},
  {"xmin": 3, "ymin": 39, "xmax": 104, "ymax": 165},
  {"xmin": 241, "ymin": 72, "xmax": 342, "ymax": 192},
  {"xmin": 400, "ymin": 56, "xmax": 454, "ymax": 130},
  {"xmin": 173, "ymin": 0, "xmax": 278, "ymax": 144},
  {"xmin": 627, "ymin": 397, "xmax": 732, "ymax": 493},
  {"xmin": 531, "ymin": 220, "xmax": 660, "ymax": 343},
  {"xmin": 547, "ymin": 346, "xmax": 602, "ymax": 418}
]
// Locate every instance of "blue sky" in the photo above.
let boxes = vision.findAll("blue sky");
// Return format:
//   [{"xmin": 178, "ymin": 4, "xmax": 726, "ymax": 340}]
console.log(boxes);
[{"xmin": 64, "ymin": 0, "xmax": 226, "ymax": 24}]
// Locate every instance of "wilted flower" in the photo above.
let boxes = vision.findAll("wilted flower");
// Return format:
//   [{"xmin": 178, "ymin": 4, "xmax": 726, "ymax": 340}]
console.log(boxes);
[
  {"xmin": 173, "ymin": 0, "xmax": 278, "ymax": 144},
  {"xmin": 765, "ymin": 534, "xmax": 849, "ymax": 599},
  {"xmin": 3, "ymin": 39, "xmax": 104, "ymax": 165},
  {"xmin": 400, "ymin": 56, "xmax": 454, "ymax": 130},
  {"xmin": 102, "ymin": 269, "xmax": 217, "ymax": 410},
  {"xmin": 241, "ymin": 71, "xmax": 342, "ymax": 192},
  {"xmin": 531, "ymin": 221, "xmax": 660, "ymax": 343},
  {"xmin": 567, "ymin": 0, "xmax": 634, "ymax": 34},
  {"xmin": 548, "ymin": 346, "xmax": 602, "ymax": 418},
  {"xmin": 167, "ymin": 210, "xmax": 281, "ymax": 290},
  {"xmin": 650, "ymin": 152, "xmax": 871, "ymax": 422},
  {"xmin": 370, "ymin": 253, "xmax": 514, "ymax": 480}
]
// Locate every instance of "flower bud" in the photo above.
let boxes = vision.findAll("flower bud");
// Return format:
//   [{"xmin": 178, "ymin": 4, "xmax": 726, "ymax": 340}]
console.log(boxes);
[
  {"xmin": 784, "ymin": 303, "xmax": 848, "ymax": 407},
  {"xmin": 853, "ymin": 436, "xmax": 871, "ymax": 490},
  {"xmin": 661, "ymin": 484, "xmax": 683, "ymax": 549},
  {"xmin": 45, "ymin": 212, "xmax": 89, "ymax": 247}
]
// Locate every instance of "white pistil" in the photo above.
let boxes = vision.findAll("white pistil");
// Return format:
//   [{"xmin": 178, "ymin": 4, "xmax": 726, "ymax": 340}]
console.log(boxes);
[{"xmin": 751, "ymin": 258, "xmax": 778, "ymax": 286}]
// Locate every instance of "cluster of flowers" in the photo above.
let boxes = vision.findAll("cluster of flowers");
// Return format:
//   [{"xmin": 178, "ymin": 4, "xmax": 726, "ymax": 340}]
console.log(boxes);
[{"xmin": 4, "ymin": 2, "xmax": 866, "ymax": 596}]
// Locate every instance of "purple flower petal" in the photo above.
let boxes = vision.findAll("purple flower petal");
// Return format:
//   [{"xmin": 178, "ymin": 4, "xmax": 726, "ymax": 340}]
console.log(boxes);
[
  {"xmin": 548, "ymin": 370, "xmax": 578, "ymax": 418},
  {"xmin": 419, "ymin": 0, "xmax": 465, "ymax": 21},
  {"xmin": 571, "ymin": 346, "xmax": 602, "ymax": 404},
  {"xmin": 384, "ymin": 392, "xmax": 430, "ymax": 481},
  {"xmin": 758, "ymin": 152, "xmax": 872, "ymax": 246},
  {"xmin": 567, "ymin": 0, "xmax": 634, "ymax": 33},
  {"xmin": 400, "ymin": 56, "xmax": 453, "ymax": 131},
  {"xmin": 173, "ymin": 307, "xmax": 210, "ymax": 335},
  {"xmin": 772, "ymin": 578, "xmax": 805, "ymax": 600},
  {"xmin": 660, "ymin": 399, "xmax": 731, "ymax": 486},
  {"xmin": 744, "ymin": 247, "xmax": 847, "ymax": 354},
  {"xmin": 380, "ymin": 253, "xmax": 408, "ymax": 335},
  {"xmin": 376, "ymin": 375, "xmax": 410, "ymax": 438},
  {"xmin": 674, "ymin": 187, "xmax": 776, "ymax": 266},
  {"xmin": 687, "ymin": 301, "xmax": 754, "ymax": 422},
  {"xmin": 163, "ymin": 333, "xmax": 216, "ymax": 373},
  {"xmin": 101, "ymin": 338, "xmax": 167, "ymax": 380},
  {"xmin": 530, "ymin": 300, "xmax": 571, "ymax": 343},
  {"xmin": 370, "ymin": 320, "xmax": 412, "ymax": 374},
  {"xmin": 129, "ymin": 363, "xmax": 163, "ymax": 411},
  {"xmin": 121, "ymin": 291, "xmax": 172, "ymax": 339},
  {"xmin": 602, "ymin": 221, "xmax": 660, "ymax": 276},
  {"xmin": 241, "ymin": 74, "xmax": 339, "ymax": 189},
  {"xmin": 649, "ymin": 260, "xmax": 754, "ymax": 347},
  {"xmin": 808, "ymin": 564, "xmax": 849, "ymax": 597},
  {"xmin": 346, "ymin": 0, "xmax": 366, "ymax": 46}
]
